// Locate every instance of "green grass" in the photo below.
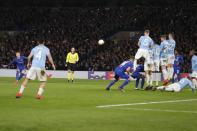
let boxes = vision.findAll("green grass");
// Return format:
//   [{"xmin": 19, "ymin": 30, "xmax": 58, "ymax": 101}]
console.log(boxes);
[{"xmin": 0, "ymin": 77, "xmax": 197, "ymax": 131}]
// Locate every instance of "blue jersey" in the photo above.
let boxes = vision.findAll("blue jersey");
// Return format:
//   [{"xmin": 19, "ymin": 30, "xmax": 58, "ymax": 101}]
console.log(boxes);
[
  {"xmin": 31, "ymin": 45, "xmax": 50, "ymax": 69},
  {"xmin": 178, "ymin": 78, "xmax": 195, "ymax": 91},
  {"xmin": 8, "ymin": 56, "xmax": 27, "ymax": 69},
  {"xmin": 130, "ymin": 65, "xmax": 144, "ymax": 79},
  {"xmin": 160, "ymin": 40, "xmax": 168, "ymax": 59},
  {"xmin": 153, "ymin": 44, "xmax": 160, "ymax": 61},
  {"xmin": 167, "ymin": 39, "xmax": 176, "ymax": 55},
  {"xmin": 174, "ymin": 54, "xmax": 184, "ymax": 69},
  {"xmin": 139, "ymin": 36, "xmax": 153, "ymax": 50},
  {"xmin": 115, "ymin": 61, "xmax": 133, "ymax": 73},
  {"xmin": 191, "ymin": 55, "xmax": 197, "ymax": 71}
]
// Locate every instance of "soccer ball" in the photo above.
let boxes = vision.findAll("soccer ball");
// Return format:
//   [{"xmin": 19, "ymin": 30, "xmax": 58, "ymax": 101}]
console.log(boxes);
[{"xmin": 98, "ymin": 39, "xmax": 104, "ymax": 45}]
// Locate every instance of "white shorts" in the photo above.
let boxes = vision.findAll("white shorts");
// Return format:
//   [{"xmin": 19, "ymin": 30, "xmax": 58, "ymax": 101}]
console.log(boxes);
[
  {"xmin": 135, "ymin": 49, "xmax": 150, "ymax": 63},
  {"xmin": 191, "ymin": 71, "xmax": 197, "ymax": 78},
  {"xmin": 153, "ymin": 60, "xmax": 160, "ymax": 71},
  {"xmin": 27, "ymin": 67, "xmax": 47, "ymax": 81},
  {"xmin": 167, "ymin": 83, "xmax": 181, "ymax": 92},
  {"xmin": 144, "ymin": 61, "xmax": 154, "ymax": 71},
  {"xmin": 167, "ymin": 54, "xmax": 175, "ymax": 65},
  {"xmin": 160, "ymin": 58, "xmax": 168, "ymax": 66}
]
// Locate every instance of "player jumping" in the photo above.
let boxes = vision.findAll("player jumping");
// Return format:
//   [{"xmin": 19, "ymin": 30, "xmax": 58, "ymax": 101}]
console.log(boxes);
[
  {"xmin": 153, "ymin": 77, "xmax": 195, "ymax": 93},
  {"xmin": 153, "ymin": 42, "xmax": 160, "ymax": 87},
  {"xmin": 133, "ymin": 30, "xmax": 153, "ymax": 71},
  {"xmin": 190, "ymin": 50, "xmax": 197, "ymax": 89},
  {"xmin": 106, "ymin": 57, "xmax": 134, "ymax": 92},
  {"xmin": 3, "ymin": 52, "xmax": 27, "ymax": 84},
  {"xmin": 16, "ymin": 38, "xmax": 56, "ymax": 99},
  {"xmin": 159, "ymin": 35, "xmax": 169, "ymax": 85},
  {"xmin": 172, "ymin": 49, "xmax": 184, "ymax": 83}
]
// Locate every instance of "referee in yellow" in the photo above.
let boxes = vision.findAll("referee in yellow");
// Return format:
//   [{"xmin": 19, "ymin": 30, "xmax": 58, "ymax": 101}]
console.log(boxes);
[{"xmin": 65, "ymin": 47, "xmax": 79, "ymax": 83}]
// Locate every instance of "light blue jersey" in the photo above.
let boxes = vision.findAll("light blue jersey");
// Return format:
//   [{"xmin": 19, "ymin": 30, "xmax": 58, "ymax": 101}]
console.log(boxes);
[
  {"xmin": 160, "ymin": 41, "xmax": 168, "ymax": 59},
  {"xmin": 153, "ymin": 44, "xmax": 160, "ymax": 61},
  {"xmin": 167, "ymin": 39, "xmax": 176, "ymax": 55},
  {"xmin": 192, "ymin": 55, "xmax": 197, "ymax": 71},
  {"xmin": 148, "ymin": 48, "xmax": 154, "ymax": 62},
  {"xmin": 31, "ymin": 45, "xmax": 50, "ymax": 69},
  {"xmin": 139, "ymin": 36, "xmax": 153, "ymax": 50},
  {"xmin": 178, "ymin": 78, "xmax": 195, "ymax": 91}
]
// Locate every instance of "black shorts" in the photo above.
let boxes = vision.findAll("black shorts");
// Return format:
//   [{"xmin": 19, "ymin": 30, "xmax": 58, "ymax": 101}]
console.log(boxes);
[{"xmin": 67, "ymin": 63, "xmax": 77, "ymax": 71}]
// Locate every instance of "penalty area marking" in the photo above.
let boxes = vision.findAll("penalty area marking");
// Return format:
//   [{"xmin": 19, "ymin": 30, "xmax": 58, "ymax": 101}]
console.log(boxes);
[
  {"xmin": 112, "ymin": 107, "xmax": 197, "ymax": 114},
  {"xmin": 96, "ymin": 99, "xmax": 197, "ymax": 108}
]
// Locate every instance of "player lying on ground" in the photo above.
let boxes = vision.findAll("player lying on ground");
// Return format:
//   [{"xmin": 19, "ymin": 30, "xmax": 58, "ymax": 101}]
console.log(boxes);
[
  {"xmin": 172, "ymin": 49, "xmax": 184, "ymax": 83},
  {"xmin": 16, "ymin": 38, "xmax": 56, "ymax": 99},
  {"xmin": 3, "ymin": 52, "xmax": 27, "ymax": 84},
  {"xmin": 130, "ymin": 65, "xmax": 145, "ymax": 90},
  {"xmin": 152, "ymin": 78, "xmax": 195, "ymax": 92},
  {"xmin": 106, "ymin": 57, "xmax": 134, "ymax": 92}
]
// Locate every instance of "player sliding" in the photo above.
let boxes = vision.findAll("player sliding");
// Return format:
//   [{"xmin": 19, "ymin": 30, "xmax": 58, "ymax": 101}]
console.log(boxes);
[
  {"xmin": 106, "ymin": 57, "xmax": 134, "ymax": 92},
  {"xmin": 159, "ymin": 35, "xmax": 169, "ymax": 85},
  {"xmin": 133, "ymin": 30, "xmax": 153, "ymax": 71},
  {"xmin": 130, "ymin": 64, "xmax": 145, "ymax": 90},
  {"xmin": 153, "ymin": 77, "xmax": 195, "ymax": 92},
  {"xmin": 163, "ymin": 33, "xmax": 176, "ymax": 84},
  {"xmin": 172, "ymin": 49, "xmax": 184, "ymax": 83},
  {"xmin": 3, "ymin": 52, "xmax": 27, "ymax": 84},
  {"xmin": 16, "ymin": 38, "xmax": 56, "ymax": 99}
]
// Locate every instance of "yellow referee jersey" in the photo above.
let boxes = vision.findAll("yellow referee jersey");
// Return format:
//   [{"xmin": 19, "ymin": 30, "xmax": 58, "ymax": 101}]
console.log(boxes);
[{"xmin": 66, "ymin": 52, "xmax": 79, "ymax": 63}]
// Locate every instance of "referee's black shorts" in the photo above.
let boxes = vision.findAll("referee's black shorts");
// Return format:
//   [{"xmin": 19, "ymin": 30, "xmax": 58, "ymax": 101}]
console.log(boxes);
[{"xmin": 67, "ymin": 63, "xmax": 77, "ymax": 71}]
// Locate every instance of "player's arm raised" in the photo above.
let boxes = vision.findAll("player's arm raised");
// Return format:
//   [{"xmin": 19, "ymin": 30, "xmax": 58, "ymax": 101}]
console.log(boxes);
[{"xmin": 47, "ymin": 54, "xmax": 56, "ymax": 70}]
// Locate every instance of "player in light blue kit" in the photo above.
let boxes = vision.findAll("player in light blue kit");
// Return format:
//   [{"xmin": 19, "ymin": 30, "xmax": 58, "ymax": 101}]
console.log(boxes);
[
  {"xmin": 16, "ymin": 38, "xmax": 56, "ymax": 99},
  {"xmin": 106, "ymin": 57, "xmax": 134, "ymax": 92},
  {"xmin": 159, "ymin": 35, "xmax": 169, "ymax": 85},
  {"xmin": 155, "ymin": 78, "xmax": 195, "ymax": 92},
  {"xmin": 153, "ymin": 43, "xmax": 160, "ymax": 87},
  {"xmin": 190, "ymin": 50, "xmax": 197, "ymax": 89},
  {"xmin": 166, "ymin": 33, "xmax": 176, "ymax": 83},
  {"xmin": 134, "ymin": 30, "xmax": 153, "ymax": 70},
  {"xmin": 3, "ymin": 52, "xmax": 27, "ymax": 83},
  {"xmin": 172, "ymin": 49, "xmax": 184, "ymax": 83}
]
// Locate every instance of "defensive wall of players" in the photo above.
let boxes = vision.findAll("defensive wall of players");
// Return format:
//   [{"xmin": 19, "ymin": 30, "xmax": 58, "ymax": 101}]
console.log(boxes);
[{"xmin": 0, "ymin": 69, "xmax": 190, "ymax": 81}]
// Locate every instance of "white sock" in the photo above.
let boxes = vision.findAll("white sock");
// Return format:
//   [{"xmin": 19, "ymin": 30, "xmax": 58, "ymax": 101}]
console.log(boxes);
[
  {"xmin": 19, "ymin": 85, "xmax": 25, "ymax": 94},
  {"xmin": 150, "ymin": 74, "xmax": 153, "ymax": 86},
  {"xmin": 165, "ymin": 87, "xmax": 173, "ymax": 92},
  {"xmin": 38, "ymin": 88, "xmax": 44, "ymax": 96},
  {"xmin": 168, "ymin": 67, "xmax": 174, "ymax": 79},
  {"xmin": 146, "ymin": 74, "xmax": 150, "ymax": 86},
  {"xmin": 192, "ymin": 79, "xmax": 197, "ymax": 89},
  {"xmin": 156, "ymin": 73, "xmax": 159, "ymax": 86},
  {"xmin": 162, "ymin": 69, "xmax": 168, "ymax": 80},
  {"xmin": 157, "ymin": 86, "xmax": 165, "ymax": 90}
]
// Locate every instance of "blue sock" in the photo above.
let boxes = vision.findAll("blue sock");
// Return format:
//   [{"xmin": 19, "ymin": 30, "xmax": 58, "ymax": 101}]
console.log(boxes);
[
  {"xmin": 177, "ymin": 75, "xmax": 181, "ymax": 81},
  {"xmin": 135, "ymin": 78, "xmax": 139, "ymax": 88},
  {"xmin": 16, "ymin": 72, "xmax": 20, "ymax": 81},
  {"xmin": 141, "ymin": 78, "xmax": 145, "ymax": 89},
  {"xmin": 172, "ymin": 76, "xmax": 175, "ymax": 83},
  {"xmin": 107, "ymin": 80, "xmax": 116, "ymax": 89},
  {"xmin": 120, "ymin": 80, "xmax": 130, "ymax": 88},
  {"xmin": 19, "ymin": 73, "xmax": 24, "ymax": 80}
]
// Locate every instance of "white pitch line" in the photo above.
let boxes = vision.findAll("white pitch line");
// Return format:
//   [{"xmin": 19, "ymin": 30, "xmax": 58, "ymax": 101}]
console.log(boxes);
[
  {"xmin": 113, "ymin": 107, "xmax": 197, "ymax": 114},
  {"xmin": 96, "ymin": 99, "xmax": 197, "ymax": 108}
]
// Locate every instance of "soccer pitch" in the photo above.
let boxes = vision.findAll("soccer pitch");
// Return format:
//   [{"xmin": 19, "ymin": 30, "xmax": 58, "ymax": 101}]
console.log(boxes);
[{"xmin": 0, "ymin": 77, "xmax": 197, "ymax": 131}]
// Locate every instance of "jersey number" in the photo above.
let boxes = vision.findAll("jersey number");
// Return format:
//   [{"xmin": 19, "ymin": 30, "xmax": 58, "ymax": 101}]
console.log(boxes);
[{"xmin": 35, "ymin": 50, "xmax": 42, "ymax": 60}]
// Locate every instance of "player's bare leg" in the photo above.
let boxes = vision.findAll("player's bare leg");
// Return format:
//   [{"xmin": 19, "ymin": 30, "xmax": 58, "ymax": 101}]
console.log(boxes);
[
  {"xmin": 36, "ymin": 81, "xmax": 46, "ymax": 99},
  {"xmin": 16, "ymin": 78, "xmax": 30, "ymax": 98}
]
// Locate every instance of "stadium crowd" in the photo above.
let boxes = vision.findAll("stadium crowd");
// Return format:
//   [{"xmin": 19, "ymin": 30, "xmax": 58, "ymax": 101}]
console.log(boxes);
[{"xmin": 0, "ymin": 0, "xmax": 197, "ymax": 72}]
